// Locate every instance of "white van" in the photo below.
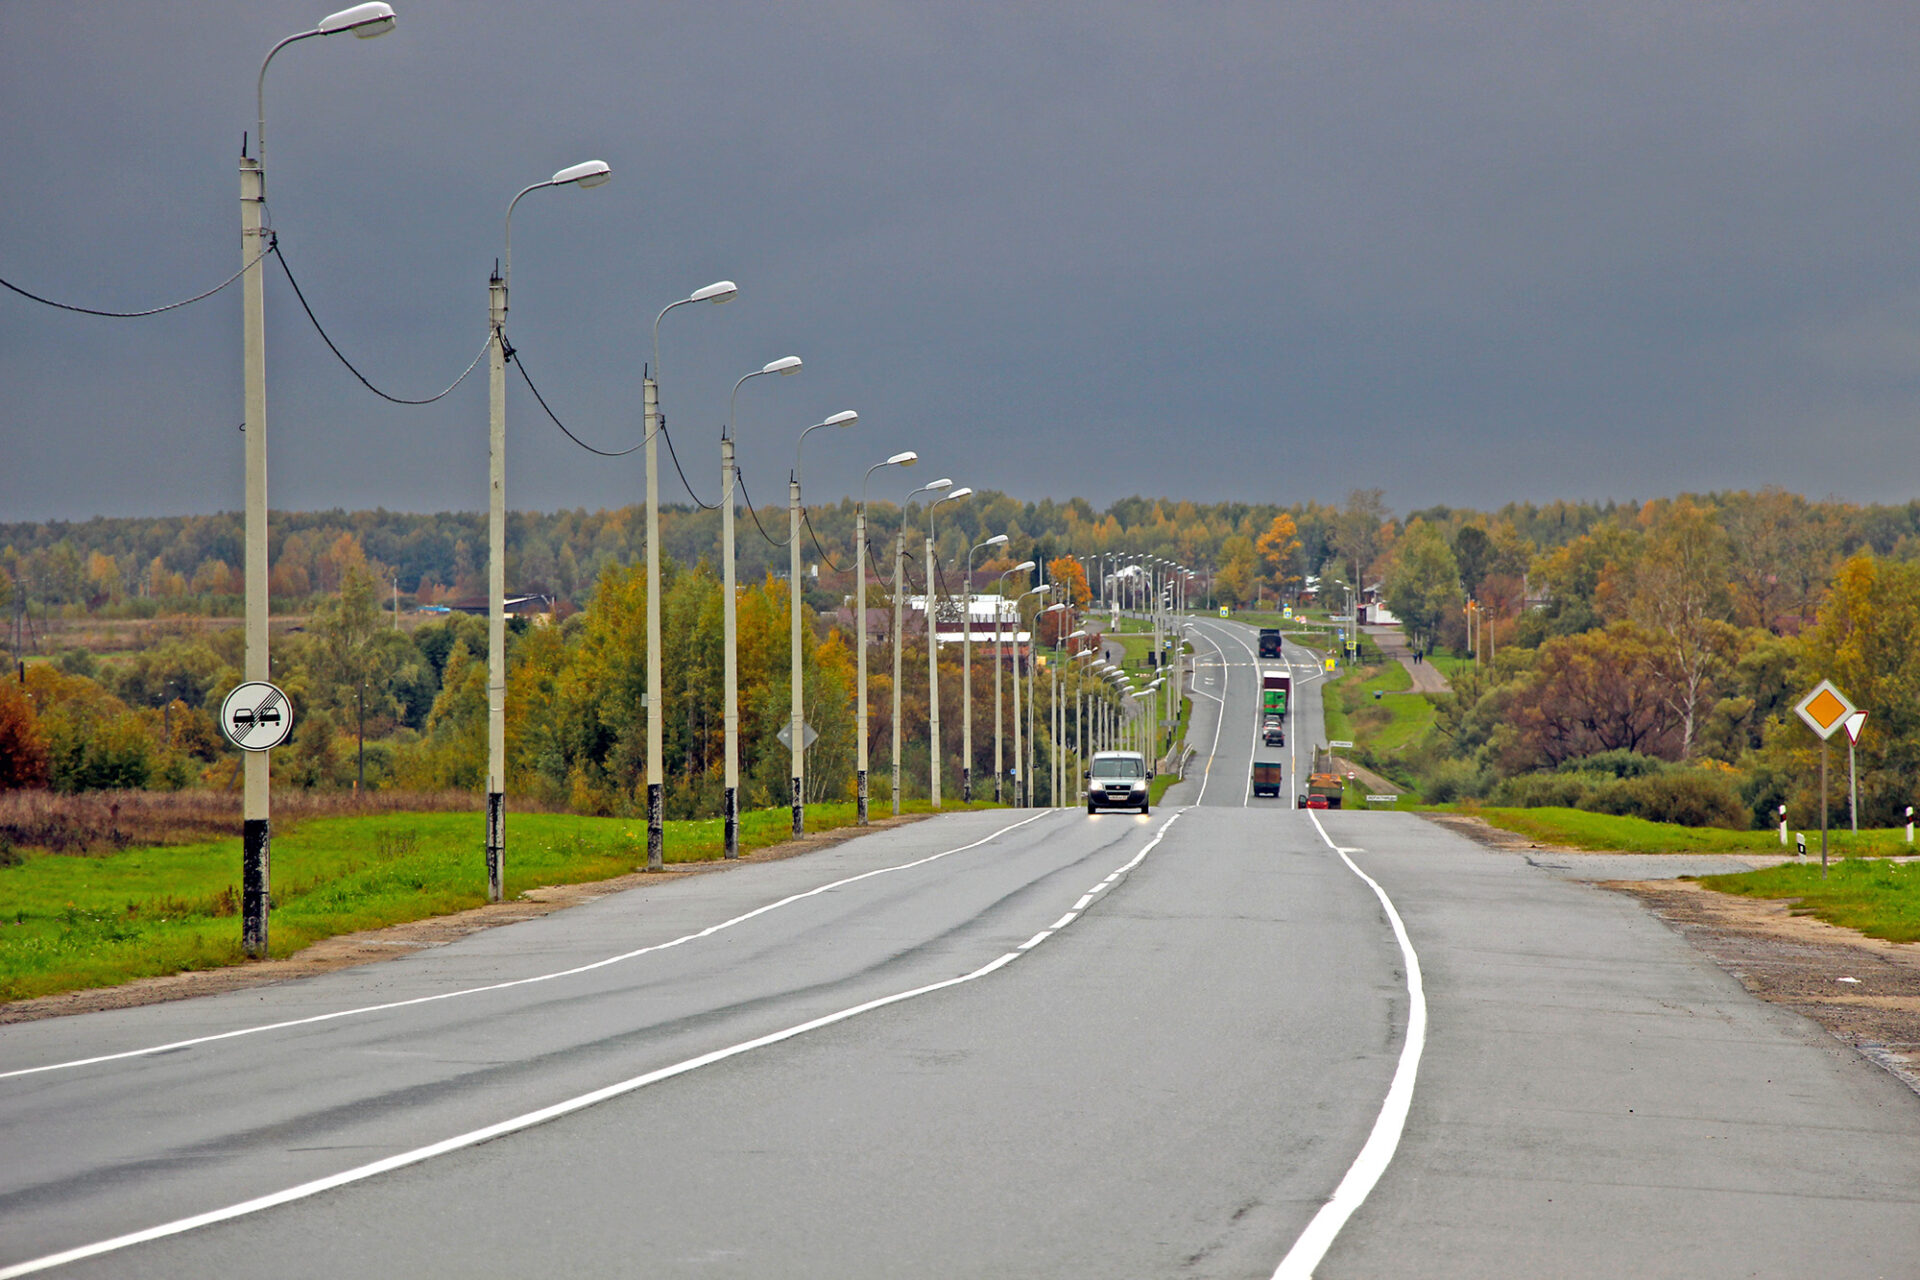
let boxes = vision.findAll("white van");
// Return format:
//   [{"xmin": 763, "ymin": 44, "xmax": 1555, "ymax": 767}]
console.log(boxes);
[{"xmin": 1087, "ymin": 751, "xmax": 1150, "ymax": 815}]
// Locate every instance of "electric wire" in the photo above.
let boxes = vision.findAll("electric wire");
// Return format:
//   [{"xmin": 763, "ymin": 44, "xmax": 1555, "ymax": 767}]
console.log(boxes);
[
  {"xmin": 735, "ymin": 473, "xmax": 790, "ymax": 548},
  {"xmin": 274, "ymin": 240, "xmax": 486, "ymax": 405},
  {"xmin": 0, "ymin": 245, "xmax": 271, "ymax": 318},
  {"xmin": 802, "ymin": 509, "xmax": 841, "ymax": 572},
  {"xmin": 660, "ymin": 422, "xmax": 719, "ymax": 510},
  {"xmin": 511, "ymin": 344, "xmax": 644, "ymax": 457}
]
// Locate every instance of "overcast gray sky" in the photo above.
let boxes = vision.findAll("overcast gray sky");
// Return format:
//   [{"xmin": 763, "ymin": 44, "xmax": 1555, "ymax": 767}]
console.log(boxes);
[{"xmin": 5, "ymin": 2, "xmax": 1919, "ymax": 523}]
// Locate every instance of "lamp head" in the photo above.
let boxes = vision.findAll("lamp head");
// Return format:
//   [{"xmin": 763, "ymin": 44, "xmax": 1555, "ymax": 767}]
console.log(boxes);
[
  {"xmin": 550, "ymin": 159, "xmax": 612, "ymax": 189},
  {"xmin": 319, "ymin": 2, "xmax": 396, "ymax": 36},
  {"xmin": 1042, "ymin": 602, "xmax": 1066, "ymax": 614},
  {"xmin": 1067, "ymin": 629, "xmax": 1087, "ymax": 639},
  {"xmin": 926, "ymin": 478, "xmax": 953, "ymax": 492},
  {"xmin": 945, "ymin": 486, "xmax": 974, "ymax": 501},
  {"xmin": 886, "ymin": 450, "xmax": 918, "ymax": 467},
  {"xmin": 822, "ymin": 409, "xmax": 858, "ymax": 428},
  {"xmin": 984, "ymin": 534, "xmax": 1009, "ymax": 548},
  {"xmin": 764, "ymin": 355, "xmax": 803, "ymax": 375},
  {"xmin": 1012, "ymin": 559, "xmax": 1036, "ymax": 573},
  {"xmin": 691, "ymin": 279, "xmax": 738, "ymax": 304}
]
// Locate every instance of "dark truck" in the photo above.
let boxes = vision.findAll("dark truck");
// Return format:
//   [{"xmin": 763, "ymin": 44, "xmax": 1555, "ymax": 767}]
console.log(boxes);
[
  {"xmin": 1251, "ymin": 760, "xmax": 1285, "ymax": 798},
  {"xmin": 1257, "ymin": 628, "xmax": 1283, "ymax": 659}
]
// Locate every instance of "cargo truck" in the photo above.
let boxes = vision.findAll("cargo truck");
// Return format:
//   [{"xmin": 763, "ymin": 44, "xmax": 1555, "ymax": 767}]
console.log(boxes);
[
  {"xmin": 1300, "ymin": 745, "xmax": 1346, "ymax": 809},
  {"xmin": 1260, "ymin": 668, "xmax": 1291, "ymax": 718}
]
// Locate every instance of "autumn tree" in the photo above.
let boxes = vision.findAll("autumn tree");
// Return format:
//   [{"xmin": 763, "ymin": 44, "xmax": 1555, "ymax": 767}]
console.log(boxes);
[
  {"xmin": 0, "ymin": 680, "xmax": 49, "ymax": 789},
  {"xmin": 1502, "ymin": 623, "xmax": 1686, "ymax": 771},
  {"xmin": 1255, "ymin": 514, "xmax": 1302, "ymax": 601},
  {"xmin": 1382, "ymin": 521, "xmax": 1462, "ymax": 650},
  {"xmin": 1626, "ymin": 500, "xmax": 1735, "ymax": 758},
  {"xmin": 1332, "ymin": 488, "xmax": 1391, "ymax": 587}
]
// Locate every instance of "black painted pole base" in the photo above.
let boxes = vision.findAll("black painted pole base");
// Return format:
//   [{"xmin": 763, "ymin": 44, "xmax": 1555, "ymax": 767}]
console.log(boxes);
[
  {"xmin": 486, "ymin": 791, "xmax": 504, "ymax": 902},
  {"xmin": 647, "ymin": 783, "xmax": 664, "ymax": 871},
  {"xmin": 962, "ymin": 767, "xmax": 972, "ymax": 804},
  {"xmin": 724, "ymin": 786, "xmax": 739, "ymax": 859},
  {"xmin": 242, "ymin": 817, "xmax": 270, "ymax": 958},
  {"xmin": 791, "ymin": 776, "xmax": 804, "ymax": 837},
  {"xmin": 856, "ymin": 770, "xmax": 868, "ymax": 825}
]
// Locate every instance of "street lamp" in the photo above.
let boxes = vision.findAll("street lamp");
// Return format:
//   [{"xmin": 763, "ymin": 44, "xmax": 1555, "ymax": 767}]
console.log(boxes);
[
  {"xmin": 643, "ymin": 278, "xmax": 736, "ymax": 868},
  {"xmin": 721, "ymin": 355, "xmax": 802, "ymax": 857},
  {"xmin": 925, "ymin": 486, "xmax": 972, "ymax": 808},
  {"xmin": 238, "ymin": 2, "xmax": 396, "ymax": 959},
  {"xmin": 857, "ymin": 449, "xmax": 916, "ymax": 824},
  {"xmin": 894, "ymin": 478, "xmax": 951, "ymax": 814},
  {"xmin": 962, "ymin": 533, "xmax": 1009, "ymax": 802},
  {"xmin": 484, "ymin": 159, "xmax": 613, "ymax": 901},
  {"xmin": 994, "ymin": 560, "xmax": 1036, "ymax": 803},
  {"xmin": 1033, "ymin": 601, "xmax": 1066, "ymax": 803},
  {"xmin": 790, "ymin": 409, "xmax": 860, "ymax": 836}
]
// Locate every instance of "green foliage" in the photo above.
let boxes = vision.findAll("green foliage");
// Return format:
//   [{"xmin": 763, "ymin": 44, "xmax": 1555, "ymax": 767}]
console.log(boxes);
[{"xmin": 1701, "ymin": 857, "xmax": 1920, "ymax": 944}]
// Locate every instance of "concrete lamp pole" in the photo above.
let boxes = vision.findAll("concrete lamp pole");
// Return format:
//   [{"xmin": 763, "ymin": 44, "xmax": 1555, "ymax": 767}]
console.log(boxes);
[
  {"xmin": 790, "ymin": 409, "xmax": 861, "ymax": 837},
  {"xmin": 993, "ymin": 561, "xmax": 1036, "ymax": 803},
  {"xmin": 924, "ymin": 486, "xmax": 973, "ymax": 809},
  {"xmin": 485, "ymin": 158, "xmax": 612, "ymax": 902},
  {"xmin": 893, "ymin": 478, "xmax": 951, "ymax": 814},
  {"xmin": 721, "ymin": 355, "xmax": 803, "ymax": 857},
  {"xmin": 240, "ymin": 1, "xmax": 396, "ymax": 958},
  {"xmin": 1033, "ymin": 602, "xmax": 1066, "ymax": 804},
  {"xmin": 1009, "ymin": 585, "xmax": 1049, "ymax": 807},
  {"xmin": 857, "ymin": 450, "xmax": 918, "ymax": 824},
  {"xmin": 644, "ymin": 279, "xmax": 737, "ymax": 869},
  {"xmin": 962, "ymin": 534, "xmax": 1010, "ymax": 802}
]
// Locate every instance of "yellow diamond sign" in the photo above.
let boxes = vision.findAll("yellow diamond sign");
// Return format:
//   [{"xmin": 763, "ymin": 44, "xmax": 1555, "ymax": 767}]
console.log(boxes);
[{"xmin": 1794, "ymin": 679, "xmax": 1856, "ymax": 741}]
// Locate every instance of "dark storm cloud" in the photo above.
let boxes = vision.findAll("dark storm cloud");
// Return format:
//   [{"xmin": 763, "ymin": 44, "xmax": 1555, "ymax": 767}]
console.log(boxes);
[{"xmin": 5, "ymin": 2, "xmax": 1920, "ymax": 522}]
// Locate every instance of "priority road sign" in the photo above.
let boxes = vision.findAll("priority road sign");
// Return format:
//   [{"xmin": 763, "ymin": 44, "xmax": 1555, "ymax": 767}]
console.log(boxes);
[
  {"xmin": 1794, "ymin": 679, "xmax": 1856, "ymax": 741},
  {"xmin": 220, "ymin": 681, "xmax": 293, "ymax": 752}
]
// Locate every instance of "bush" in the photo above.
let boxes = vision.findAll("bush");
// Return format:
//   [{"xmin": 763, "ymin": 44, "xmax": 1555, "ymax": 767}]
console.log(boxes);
[
  {"xmin": 1420, "ymin": 757, "xmax": 1492, "ymax": 804},
  {"xmin": 1494, "ymin": 772, "xmax": 1594, "ymax": 809},
  {"xmin": 1616, "ymin": 769, "xmax": 1748, "ymax": 829},
  {"xmin": 1556, "ymin": 749, "xmax": 1670, "ymax": 779}
]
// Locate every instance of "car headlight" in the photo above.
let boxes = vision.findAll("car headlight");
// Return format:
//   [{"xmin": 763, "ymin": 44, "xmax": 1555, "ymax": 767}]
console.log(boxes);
[{"xmin": 1130, "ymin": 781, "xmax": 1146, "ymax": 792}]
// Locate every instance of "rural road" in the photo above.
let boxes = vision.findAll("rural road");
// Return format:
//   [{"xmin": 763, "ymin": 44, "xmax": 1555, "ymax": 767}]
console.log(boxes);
[{"xmin": 1, "ymin": 617, "xmax": 1916, "ymax": 1277}]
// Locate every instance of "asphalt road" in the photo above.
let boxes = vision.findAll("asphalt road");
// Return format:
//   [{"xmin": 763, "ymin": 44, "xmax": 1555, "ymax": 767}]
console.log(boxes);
[{"xmin": 2, "ymin": 616, "xmax": 1917, "ymax": 1277}]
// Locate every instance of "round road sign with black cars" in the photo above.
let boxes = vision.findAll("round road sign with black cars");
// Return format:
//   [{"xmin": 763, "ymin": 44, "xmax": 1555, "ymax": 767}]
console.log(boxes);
[{"xmin": 220, "ymin": 681, "xmax": 294, "ymax": 751}]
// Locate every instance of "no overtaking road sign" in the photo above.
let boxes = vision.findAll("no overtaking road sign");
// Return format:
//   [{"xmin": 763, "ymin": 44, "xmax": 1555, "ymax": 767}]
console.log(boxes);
[{"xmin": 221, "ymin": 681, "xmax": 293, "ymax": 752}]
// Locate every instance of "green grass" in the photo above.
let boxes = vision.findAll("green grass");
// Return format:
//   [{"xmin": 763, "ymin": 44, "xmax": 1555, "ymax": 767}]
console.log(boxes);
[
  {"xmin": 0, "ymin": 800, "xmax": 971, "ymax": 1003},
  {"xmin": 1323, "ymin": 659, "xmax": 1436, "ymax": 760},
  {"xmin": 1699, "ymin": 858, "xmax": 1920, "ymax": 944},
  {"xmin": 1462, "ymin": 805, "xmax": 1920, "ymax": 856}
]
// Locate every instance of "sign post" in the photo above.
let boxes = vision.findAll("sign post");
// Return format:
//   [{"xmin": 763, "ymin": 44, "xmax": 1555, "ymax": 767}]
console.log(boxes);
[
  {"xmin": 220, "ymin": 681, "xmax": 294, "ymax": 953},
  {"xmin": 1794, "ymin": 679, "xmax": 1857, "ymax": 877},
  {"xmin": 1843, "ymin": 710, "xmax": 1867, "ymax": 834}
]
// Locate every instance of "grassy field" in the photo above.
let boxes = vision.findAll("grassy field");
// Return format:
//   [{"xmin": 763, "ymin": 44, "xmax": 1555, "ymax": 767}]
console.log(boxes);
[
  {"xmin": 1699, "ymin": 858, "xmax": 1920, "ymax": 944},
  {"xmin": 0, "ymin": 800, "xmax": 978, "ymax": 1003},
  {"xmin": 1463, "ymin": 805, "xmax": 1920, "ymax": 856}
]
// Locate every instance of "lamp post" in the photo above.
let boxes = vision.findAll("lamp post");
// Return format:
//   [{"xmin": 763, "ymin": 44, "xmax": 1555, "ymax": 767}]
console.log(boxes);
[
  {"xmin": 1009, "ymin": 584, "xmax": 1048, "ymax": 806},
  {"xmin": 240, "ymin": 2, "xmax": 396, "ymax": 958},
  {"xmin": 646, "ymin": 279, "xmax": 737, "ymax": 869},
  {"xmin": 483, "ymin": 159, "xmax": 612, "ymax": 901},
  {"xmin": 790, "ymin": 409, "xmax": 860, "ymax": 836},
  {"xmin": 924, "ymin": 486, "xmax": 972, "ymax": 808},
  {"xmin": 993, "ymin": 560, "xmax": 1035, "ymax": 803},
  {"xmin": 857, "ymin": 450, "xmax": 917, "ymax": 823},
  {"xmin": 1033, "ymin": 601, "xmax": 1066, "ymax": 803},
  {"xmin": 893, "ymin": 478, "xmax": 950, "ymax": 814},
  {"xmin": 962, "ymin": 534, "xmax": 1008, "ymax": 802},
  {"xmin": 721, "ymin": 356, "xmax": 802, "ymax": 857}
]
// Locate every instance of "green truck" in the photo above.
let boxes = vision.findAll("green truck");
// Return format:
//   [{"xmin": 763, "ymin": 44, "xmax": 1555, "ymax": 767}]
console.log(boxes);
[{"xmin": 1260, "ymin": 668, "xmax": 1291, "ymax": 717}]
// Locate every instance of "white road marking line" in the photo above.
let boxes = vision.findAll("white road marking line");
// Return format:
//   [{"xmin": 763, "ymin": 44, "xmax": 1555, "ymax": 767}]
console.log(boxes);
[
  {"xmin": 0, "ymin": 811, "xmax": 1187, "ymax": 1279},
  {"xmin": 0, "ymin": 810, "xmax": 1063, "ymax": 1083},
  {"xmin": 1051, "ymin": 912, "xmax": 1077, "ymax": 929},
  {"xmin": 1073, "ymin": 895, "xmax": 1095, "ymax": 911},
  {"xmin": 1270, "ymin": 811, "xmax": 1427, "ymax": 1280},
  {"xmin": 1017, "ymin": 931, "xmax": 1052, "ymax": 950}
]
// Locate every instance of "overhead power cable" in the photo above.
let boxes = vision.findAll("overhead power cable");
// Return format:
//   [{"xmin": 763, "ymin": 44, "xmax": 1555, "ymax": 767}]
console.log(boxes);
[
  {"xmin": 660, "ymin": 422, "xmax": 719, "ymax": 510},
  {"xmin": 802, "ymin": 509, "xmax": 841, "ymax": 572},
  {"xmin": 0, "ymin": 244, "xmax": 271, "ymax": 318},
  {"xmin": 734, "ymin": 473, "xmax": 790, "ymax": 548},
  {"xmin": 274, "ymin": 240, "xmax": 485, "ymax": 405},
  {"xmin": 512, "ymin": 344, "xmax": 644, "ymax": 457}
]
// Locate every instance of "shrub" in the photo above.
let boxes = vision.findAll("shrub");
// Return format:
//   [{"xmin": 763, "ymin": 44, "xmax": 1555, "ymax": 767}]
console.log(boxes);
[
  {"xmin": 1494, "ymin": 772, "xmax": 1593, "ymax": 809},
  {"xmin": 1616, "ymin": 769, "xmax": 1748, "ymax": 829},
  {"xmin": 1556, "ymin": 749, "xmax": 1670, "ymax": 779},
  {"xmin": 1420, "ymin": 757, "xmax": 1492, "ymax": 804}
]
